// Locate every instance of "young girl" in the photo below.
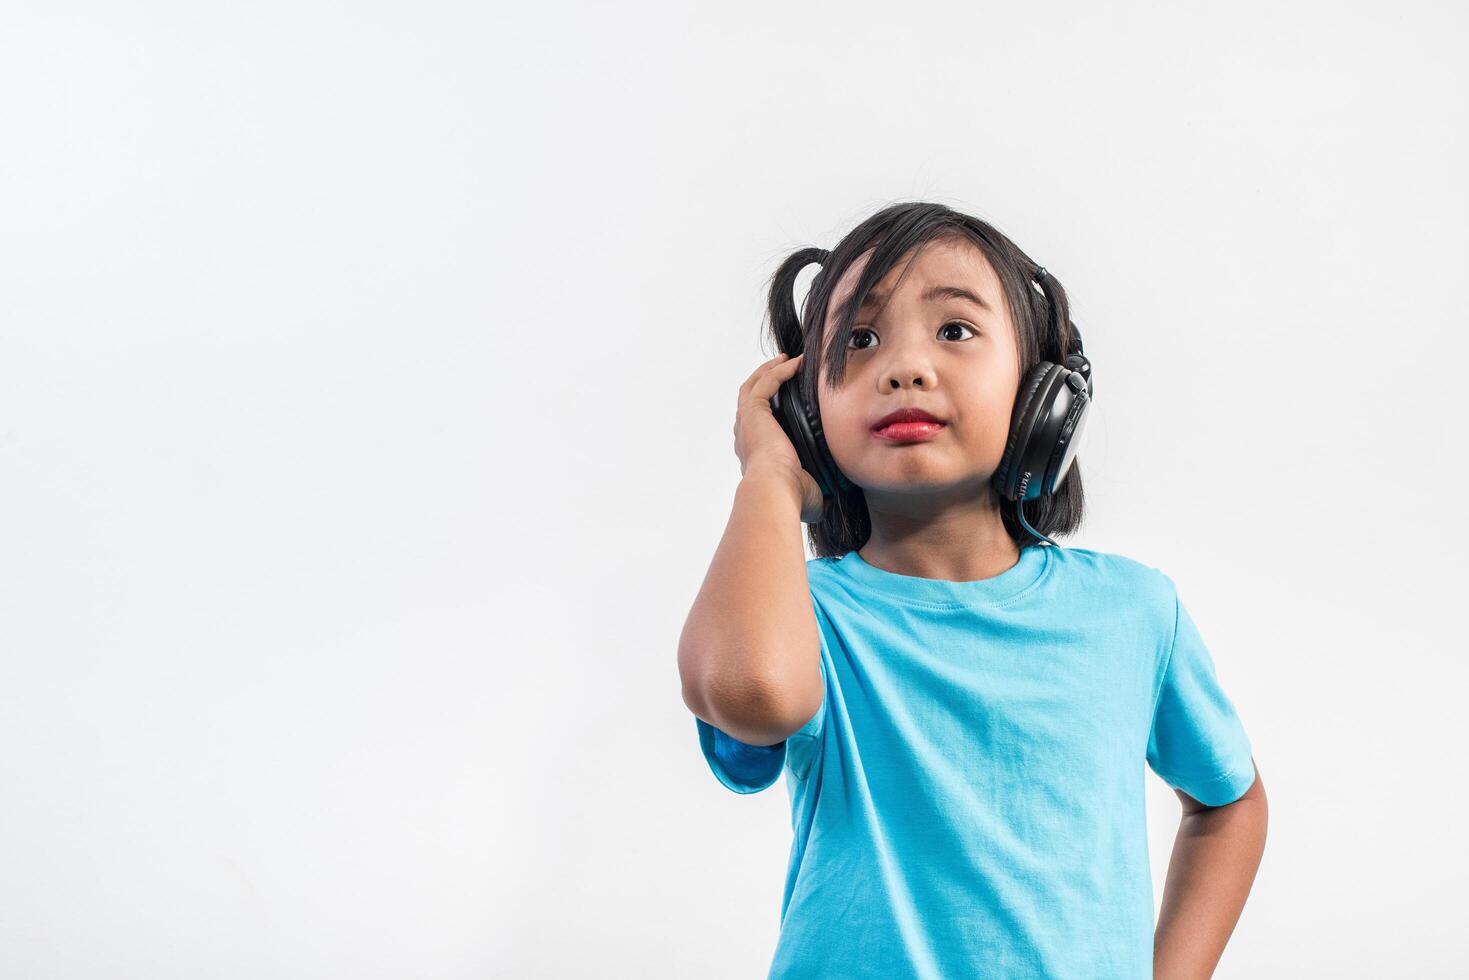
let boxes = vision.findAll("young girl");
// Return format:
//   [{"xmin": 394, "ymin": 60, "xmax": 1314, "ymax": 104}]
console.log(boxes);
[{"xmin": 678, "ymin": 201, "xmax": 1267, "ymax": 979}]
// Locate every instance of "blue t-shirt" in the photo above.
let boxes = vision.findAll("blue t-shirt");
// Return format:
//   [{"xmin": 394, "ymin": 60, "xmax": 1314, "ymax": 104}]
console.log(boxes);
[{"xmin": 693, "ymin": 543, "xmax": 1256, "ymax": 979}]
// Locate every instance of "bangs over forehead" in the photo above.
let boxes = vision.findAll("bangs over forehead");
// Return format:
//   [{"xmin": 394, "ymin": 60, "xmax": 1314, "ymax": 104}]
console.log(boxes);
[
  {"xmin": 806, "ymin": 216, "xmax": 1045, "ymax": 393},
  {"xmin": 822, "ymin": 235, "xmax": 1005, "ymax": 340}
]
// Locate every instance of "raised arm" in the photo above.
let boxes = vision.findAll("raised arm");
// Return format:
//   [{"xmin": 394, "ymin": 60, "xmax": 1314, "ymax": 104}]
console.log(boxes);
[{"xmin": 678, "ymin": 352, "xmax": 824, "ymax": 747}]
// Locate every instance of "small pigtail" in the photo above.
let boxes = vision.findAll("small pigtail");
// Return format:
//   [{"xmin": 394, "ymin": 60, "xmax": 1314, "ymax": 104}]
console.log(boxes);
[
  {"xmin": 764, "ymin": 246, "xmax": 829, "ymax": 359},
  {"xmin": 1030, "ymin": 262, "xmax": 1075, "ymax": 365}
]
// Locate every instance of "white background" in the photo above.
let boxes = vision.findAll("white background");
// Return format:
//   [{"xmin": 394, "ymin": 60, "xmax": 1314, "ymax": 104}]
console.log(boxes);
[{"xmin": 2, "ymin": 2, "xmax": 1465, "ymax": 977}]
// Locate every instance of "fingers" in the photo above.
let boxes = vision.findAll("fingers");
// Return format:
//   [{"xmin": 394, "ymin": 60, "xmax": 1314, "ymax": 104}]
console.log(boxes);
[
  {"xmin": 736, "ymin": 354, "xmax": 791, "ymax": 437},
  {"xmin": 752, "ymin": 351, "xmax": 804, "ymax": 400},
  {"xmin": 738, "ymin": 352, "xmax": 790, "ymax": 398},
  {"xmin": 741, "ymin": 351, "xmax": 805, "ymax": 403}
]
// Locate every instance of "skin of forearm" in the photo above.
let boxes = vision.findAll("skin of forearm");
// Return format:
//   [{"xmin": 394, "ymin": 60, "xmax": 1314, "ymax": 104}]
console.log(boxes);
[
  {"xmin": 677, "ymin": 468, "xmax": 819, "ymax": 741},
  {"xmin": 1153, "ymin": 761, "xmax": 1268, "ymax": 979}
]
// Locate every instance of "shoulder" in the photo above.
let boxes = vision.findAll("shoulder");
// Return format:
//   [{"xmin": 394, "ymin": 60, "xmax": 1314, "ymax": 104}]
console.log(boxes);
[
  {"xmin": 1050, "ymin": 548, "xmax": 1186, "ymax": 665},
  {"xmin": 1046, "ymin": 545, "xmax": 1179, "ymax": 608},
  {"xmin": 804, "ymin": 554, "xmax": 844, "ymax": 596},
  {"xmin": 806, "ymin": 554, "xmax": 841, "ymax": 576}
]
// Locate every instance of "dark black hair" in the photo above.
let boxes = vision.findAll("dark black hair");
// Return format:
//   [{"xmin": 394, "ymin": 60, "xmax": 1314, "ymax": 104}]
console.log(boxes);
[{"xmin": 762, "ymin": 200, "xmax": 1087, "ymax": 559}]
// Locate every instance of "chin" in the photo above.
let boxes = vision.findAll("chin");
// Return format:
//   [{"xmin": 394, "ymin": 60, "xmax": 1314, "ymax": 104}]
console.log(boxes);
[{"xmin": 860, "ymin": 460, "xmax": 1000, "ymax": 496}]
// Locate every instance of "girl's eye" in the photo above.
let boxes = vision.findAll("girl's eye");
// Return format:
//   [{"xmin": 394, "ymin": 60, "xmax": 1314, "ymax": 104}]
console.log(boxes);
[{"xmin": 848, "ymin": 322, "xmax": 976, "ymax": 350}]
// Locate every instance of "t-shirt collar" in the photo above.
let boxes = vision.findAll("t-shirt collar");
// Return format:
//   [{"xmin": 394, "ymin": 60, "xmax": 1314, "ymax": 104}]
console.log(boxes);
[{"xmin": 835, "ymin": 543, "xmax": 1053, "ymax": 607}]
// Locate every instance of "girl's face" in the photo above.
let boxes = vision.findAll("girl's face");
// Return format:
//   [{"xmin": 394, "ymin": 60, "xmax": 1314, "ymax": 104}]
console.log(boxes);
[{"xmin": 816, "ymin": 237, "xmax": 1022, "ymax": 505}]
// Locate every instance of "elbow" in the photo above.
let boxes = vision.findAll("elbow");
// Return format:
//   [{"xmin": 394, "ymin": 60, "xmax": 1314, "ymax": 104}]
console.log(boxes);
[{"xmin": 680, "ymin": 654, "xmax": 807, "ymax": 747}]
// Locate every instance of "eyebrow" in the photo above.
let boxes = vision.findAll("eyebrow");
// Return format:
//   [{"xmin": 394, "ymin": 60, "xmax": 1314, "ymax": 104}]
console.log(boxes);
[{"xmin": 857, "ymin": 283, "xmax": 991, "ymax": 312}]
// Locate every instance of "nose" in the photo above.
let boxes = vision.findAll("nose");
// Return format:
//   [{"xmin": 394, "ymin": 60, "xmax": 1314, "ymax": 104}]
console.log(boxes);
[{"xmin": 878, "ymin": 359, "xmax": 937, "ymax": 392}]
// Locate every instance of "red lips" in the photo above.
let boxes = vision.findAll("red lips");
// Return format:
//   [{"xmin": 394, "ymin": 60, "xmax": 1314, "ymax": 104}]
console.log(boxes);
[{"xmin": 871, "ymin": 407, "xmax": 945, "ymax": 430}]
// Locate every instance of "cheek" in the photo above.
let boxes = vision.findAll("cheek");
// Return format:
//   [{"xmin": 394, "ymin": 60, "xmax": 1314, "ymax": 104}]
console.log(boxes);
[
  {"xmin": 815, "ymin": 393, "xmax": 869, "ymax": 456},
  {"xmin": 954, "ymin": 386, "xmax": 1021, "ymax": 448},
  {"xmin": 821, "ymin": 397, "xmax": 861, "ymax": 444},
  {"xmin": 985, "ymin": 387, "xmax": 1019, "ymax": 429}
]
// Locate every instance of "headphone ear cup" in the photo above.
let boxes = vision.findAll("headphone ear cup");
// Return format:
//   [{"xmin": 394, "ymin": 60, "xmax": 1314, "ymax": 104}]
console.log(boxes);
[
  {"xmin": 1042, "ymin": 378, "xmax": 1091, "ymax": 493},
  {"xmin": 994, "ymin": 362, "xmax": 1056, "ymax": 500},
  {"xmin": 1009, "ymin": 365, "xmax": 1086, "ymax": 501},
  {"xmin": 798, "ymin": 381, "xmax": 852, "ymax": 496},
  {"xmin": 770, "ymin": 376, "xmax": 849, "ymax": 499},
  {"xmin": 1063, "ymin": 353, "xmax": 1093, "ymax": 398}
]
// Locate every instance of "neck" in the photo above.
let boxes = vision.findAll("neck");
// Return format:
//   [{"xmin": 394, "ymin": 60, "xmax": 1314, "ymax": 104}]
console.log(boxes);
[{"xmin": 857, "ymin": 487, "xmax": 1022, "ymax": 582}]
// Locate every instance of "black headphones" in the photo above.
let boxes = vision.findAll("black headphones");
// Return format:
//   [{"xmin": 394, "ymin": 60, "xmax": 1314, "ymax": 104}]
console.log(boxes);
[{"xmin": 768, "ymin": 265, "xmax": 1094, "ymax": 545}]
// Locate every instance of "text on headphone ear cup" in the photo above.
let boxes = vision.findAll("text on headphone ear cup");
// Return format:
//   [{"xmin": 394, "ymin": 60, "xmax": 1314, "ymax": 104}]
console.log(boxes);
[{"xmin": 1011, "ymin": 366, "xmax": 1077, "ymax": 501}]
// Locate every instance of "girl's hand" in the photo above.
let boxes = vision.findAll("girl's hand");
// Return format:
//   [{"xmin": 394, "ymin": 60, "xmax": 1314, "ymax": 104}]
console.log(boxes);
[{"xmin": 733, "ymin": 352, "xmax": 826, "ymax": 524}]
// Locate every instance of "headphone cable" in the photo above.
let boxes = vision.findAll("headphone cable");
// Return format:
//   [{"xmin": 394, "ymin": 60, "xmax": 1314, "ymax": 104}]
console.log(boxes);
[{"xmin": 1015, "ymin": 497, "xmax": 1060, "ymax": 549}]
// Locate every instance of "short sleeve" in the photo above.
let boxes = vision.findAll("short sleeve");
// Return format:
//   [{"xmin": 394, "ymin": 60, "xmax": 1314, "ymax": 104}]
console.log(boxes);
[
  {"xmin": 1146, "ymin": 588, "xmax": 1256, "ymax": 806},
  {"xmin": 694, "ymin": 655, "xmax": 828, "ymax": 795}
]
